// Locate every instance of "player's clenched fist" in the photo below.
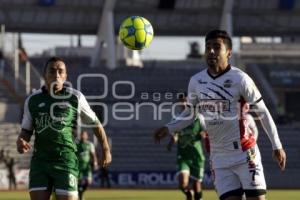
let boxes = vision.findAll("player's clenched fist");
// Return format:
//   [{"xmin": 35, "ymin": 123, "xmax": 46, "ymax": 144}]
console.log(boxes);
[
  {"xmin": 101, "ymin": 149, "xmax": 112, "ymax": 168},
  {"xmin": 154, "ymin": 126, "xmax": 170, "ymax": 144},
  {"xmin": 16, "ymin": 137, "xmax": 31, "ymax": 154},
  {"xmin": 273, "ymin": 148, "xmax": 286, "ymax": 171}
]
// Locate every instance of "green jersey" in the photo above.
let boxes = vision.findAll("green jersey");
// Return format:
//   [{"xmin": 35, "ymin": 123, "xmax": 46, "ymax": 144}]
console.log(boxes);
[
  {"xmin": 77, "ymin": 140, "xmax": 95, "ymax": 172},
  {"xmin": 175, "ymin": 117, "xmax": 206, "ymax": 180},
  {"xmin": 175, "ymin": 117, "xmax": 205, "ymax": 161},
  {"xmin": 21, "ymin": 86, "xmax": 99, "ymax": 164}
]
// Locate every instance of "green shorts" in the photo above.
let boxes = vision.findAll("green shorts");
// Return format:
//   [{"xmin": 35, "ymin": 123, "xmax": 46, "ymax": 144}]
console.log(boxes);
[
  {"xmin": 29, "ymin": 157, "xmax": 78, "ymax": 196},
  {"xmin": 177, "ymin": 154, "xmax": 205, "ymax": 181},
  {"xmin": 78, "ymin": 168, "xmax": 92, "ymax": 183}
]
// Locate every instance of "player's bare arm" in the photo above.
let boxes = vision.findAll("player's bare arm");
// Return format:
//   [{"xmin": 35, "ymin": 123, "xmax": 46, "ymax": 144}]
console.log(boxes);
[
  {"xmin": 93, "ymin": 122, "xmax": 112, "ymax": 168},
  {"xmin": 166, "ymin": 134, "xmax": 178, "ymax": 151},
  {"xmin": 16, "ymin": 129, "xmax": 32, "ymax": 154},
  {"xmin": 91, "ymin": 150, "xmax": 99, "ymax": 171},
  {"xmin": 199, "ymin": 130, "xmax": 207, "ymax": 139}
]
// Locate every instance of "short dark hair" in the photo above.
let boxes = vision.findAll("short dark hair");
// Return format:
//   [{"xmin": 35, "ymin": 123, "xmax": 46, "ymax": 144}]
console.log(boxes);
[
  {"xmin": 43, "ymin": 56, "xmax": 66, "ymax": 74},
  {"xmin": 205, "ymin": 29, "xmax": 232, "ymax": 50},
  {"xmin": 178, "ymin": 92, "xmax": 187, "ymax": 100}
]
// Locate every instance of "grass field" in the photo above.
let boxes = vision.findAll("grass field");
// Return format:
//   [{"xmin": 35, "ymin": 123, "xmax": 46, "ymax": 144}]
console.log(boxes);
[{"xmin": 0, "ymin": 189, "xmax": 299, "ymax": 200}]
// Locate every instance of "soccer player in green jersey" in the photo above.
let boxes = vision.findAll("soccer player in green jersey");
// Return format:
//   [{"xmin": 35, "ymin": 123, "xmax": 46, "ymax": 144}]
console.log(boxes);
[
  {"xmin": 77, "ymin": 131, "xmax": 98, "ymax": 200},
  {"xmin": 16, "ymin": 57, "xmax": 112, "ymax": 200},
  {"xmin": 166, "ymin": 94, "xmax": 206, "ymax": 200}
]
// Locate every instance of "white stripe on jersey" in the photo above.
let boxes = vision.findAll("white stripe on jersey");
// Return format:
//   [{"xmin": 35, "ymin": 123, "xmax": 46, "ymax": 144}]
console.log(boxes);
[{"xmin": 21, "ymin": 89, "xmax": 43, "ymax": 131}]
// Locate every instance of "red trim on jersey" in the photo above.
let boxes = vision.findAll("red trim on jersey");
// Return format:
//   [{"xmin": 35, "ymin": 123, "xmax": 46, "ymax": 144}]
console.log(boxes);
[
  {"xmin": 203, "ymin": 131, "xmax": 210, "ymax": 153},
  {"xmin": 239, "ymin": 97, "xmax": 256, "ymax": 151}
]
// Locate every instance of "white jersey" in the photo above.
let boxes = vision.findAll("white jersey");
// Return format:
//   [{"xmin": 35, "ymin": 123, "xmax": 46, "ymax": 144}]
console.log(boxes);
[{"xmin": 167, "ymin": 66, "xmax": 282, "ymax": 168}]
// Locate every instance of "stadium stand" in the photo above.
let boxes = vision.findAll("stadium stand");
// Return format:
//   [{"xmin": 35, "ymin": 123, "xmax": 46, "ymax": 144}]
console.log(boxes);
[
  {"xmin": 2, "ymin": 54, "xmax": 300, "ymax": 188},
  {"xmin": 0, "ymin": 123, "xmax": 32, "ymax": 169},
  {"xmin": 257, "ymin": 126, "xmax": 300, "ymax": 188}
]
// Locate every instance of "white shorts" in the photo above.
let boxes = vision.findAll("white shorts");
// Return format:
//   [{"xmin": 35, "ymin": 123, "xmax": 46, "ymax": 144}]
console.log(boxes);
[{"xmin": 212, "ymin": 147, "xmax": 266, "ymax": 199}]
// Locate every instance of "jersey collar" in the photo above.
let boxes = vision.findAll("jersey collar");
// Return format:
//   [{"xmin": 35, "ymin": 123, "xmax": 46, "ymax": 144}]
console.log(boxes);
[
  {"xmin": 41, "ymin": 85, "xmax": 48, "ymax": 93},
  {"xmin": 41, "ymin": 85, "xmax": 67, "ymax": 95},
  {"xmin": 207, "ymin": 64, "xmax": 231, "ymax": 80}
]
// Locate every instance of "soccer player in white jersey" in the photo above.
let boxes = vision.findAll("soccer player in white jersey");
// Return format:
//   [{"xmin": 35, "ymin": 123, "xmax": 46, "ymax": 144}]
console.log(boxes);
[{"xmin": 154, "ymin": 30, "xmax": 286, "ymax": 200}]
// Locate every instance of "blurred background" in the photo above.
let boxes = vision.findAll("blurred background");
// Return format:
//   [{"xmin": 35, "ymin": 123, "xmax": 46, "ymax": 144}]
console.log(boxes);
[{"xmin": 0, "ymin": 0, "xmax": 299, "ymax": 191}]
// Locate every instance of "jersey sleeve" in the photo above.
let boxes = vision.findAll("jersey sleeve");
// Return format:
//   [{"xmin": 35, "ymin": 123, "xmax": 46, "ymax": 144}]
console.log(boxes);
[
  {"xmin": 78, "ymin": 92, "xmax": 100, "ymax": 125},
  {"xmin": 187, "ymin": 76, "xmax": 199, "ymax": 106},
  {"xmin": 240, "ymin": 73, "xmax": 262, "ymax": 104},
  {"xmin": 240, "ymin": 74, "xmax": 282, "ymax": 150},
  {"xmin": 197, "ymin": 113, "xmax": 207, "ymax": 131},
  {"xmin": 21, "ymin": 96, "xmax": 33, "ymax": 131},
  {"xmin": 194, "ymin": 114, "xmax": 207, "ymax": 141},
  {"xmin": 90, "ymin": 142, "xmax": 96, "ymax": 154},
  {"xmin": 193, "ymin": 118, "xmax": 202, "ymax": 141},
  {"xmin": 255, "ymin": 100, "xmax": 282, "ymax": 150},
  {"xmin": 166, "ymin": 77, "xmax": 198, "ymax": 133}
]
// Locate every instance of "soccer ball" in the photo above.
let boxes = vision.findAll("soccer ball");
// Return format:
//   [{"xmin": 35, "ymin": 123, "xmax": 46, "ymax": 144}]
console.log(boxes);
[{"xmin": 119, "ymin": 16, "xmax": 154, "ymax": 50}]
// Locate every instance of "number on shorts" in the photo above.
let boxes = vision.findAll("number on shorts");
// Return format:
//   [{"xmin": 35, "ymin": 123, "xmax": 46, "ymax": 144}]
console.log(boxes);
[
  {"xmin": 69, "ymin": 174, "xmax": 77, "ymax": 187},
  {"xmin": 249, "ymin": 169, "xmax": 256, "ymax": 181}
]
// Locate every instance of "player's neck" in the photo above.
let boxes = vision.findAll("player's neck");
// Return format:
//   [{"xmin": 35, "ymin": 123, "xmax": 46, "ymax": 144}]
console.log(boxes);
[
  {"xmin": 208, "ymin": 64, "xmax": 229, "ymax": 75},
  {"xmin": 45, "ymin": 85, "xmax": 64, "ymax": 94}
]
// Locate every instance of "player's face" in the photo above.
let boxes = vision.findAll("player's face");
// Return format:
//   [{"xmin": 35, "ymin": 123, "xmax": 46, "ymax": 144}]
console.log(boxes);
[
  {"xmin": 80, "ymin": 131, "xmax": 88, "ymax": 141},
  {"xmin": 205, "ymin": 38, "xmax": 231, "ymax": 69},
  {"xmin": 179, "ymin": 97, "xmax": 187, "ymax": 111},
  {"xmin": 44, "ymin": 61, "xmax": 67, "ymax": 93}
]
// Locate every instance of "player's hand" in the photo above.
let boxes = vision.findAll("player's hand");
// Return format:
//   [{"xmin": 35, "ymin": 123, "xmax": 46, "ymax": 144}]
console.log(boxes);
[
  {"xmin": 273, "ymin": 148, "xmax": 286, "ymax": 171},
  {"xmin": 101, "ymin": 149, "xmax": 112, "ymax": 168},
  {"xmin": 16, "ymin": 138, "xmax": 31, "ymax": 154},
  {"xmin": 166, "ymin": 141, "xmax": 173, "ymax": 152},
  {"xmin": 166, "ymin": 136, "xmax": 176, "ymax": 152},
  {"xmin": 154, "ymin": 126, "xmax": 170, "ymax": 144},
  {"xmin": 93, "ymin": 162, "xmax": 99, "ymax": 171}
]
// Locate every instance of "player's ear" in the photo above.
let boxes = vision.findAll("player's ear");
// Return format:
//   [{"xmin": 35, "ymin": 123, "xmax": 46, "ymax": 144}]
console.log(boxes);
[{"xmin": 227, "ymin": 49, "xmax": 232, "ymax": 59}]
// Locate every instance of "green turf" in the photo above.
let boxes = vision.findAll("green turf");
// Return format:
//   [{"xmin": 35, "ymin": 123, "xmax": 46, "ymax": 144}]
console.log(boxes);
[
  {"xmin": 0, "ymin": 189, "xmax": 299, "ymax": 200},
  {"xmin": 84, "ymin": 189, "xmax": 218, "ymax": 200}
]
